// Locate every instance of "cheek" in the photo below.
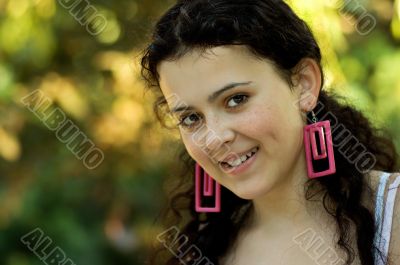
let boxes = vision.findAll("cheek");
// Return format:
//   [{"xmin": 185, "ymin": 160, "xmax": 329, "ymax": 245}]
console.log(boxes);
[
  {"xmin": 181, "ymin": 135, "xmax": 208, "ymax": 163},
  {"xmin": 238, "ymin": 103, "xmax": 303, "ymax": 153},
  {"xmin": 181, "ymin": 136, "xmax": 197, "ymax": 157},
  {"xmin": 240, "ymin": 106, "xmax": 282, "ymax": 139}
]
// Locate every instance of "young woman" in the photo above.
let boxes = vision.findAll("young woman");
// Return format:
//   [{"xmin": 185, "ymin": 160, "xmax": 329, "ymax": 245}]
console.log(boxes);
[{"xmin": 139, "ymin": 1, "xmax": 400, "ymax": 264}]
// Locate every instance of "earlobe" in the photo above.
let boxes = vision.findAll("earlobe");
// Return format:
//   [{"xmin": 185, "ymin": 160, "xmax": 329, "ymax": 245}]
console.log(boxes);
[{"xmin": 296, "ymin": 58, "xmax": 322, "ymax": 112}]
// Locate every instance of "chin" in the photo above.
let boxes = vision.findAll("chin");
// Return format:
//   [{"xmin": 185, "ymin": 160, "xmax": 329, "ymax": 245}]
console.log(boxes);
[
  {"xmin": 232, "ymin": 187, "xmax": 268, "ymax": 200},
  {"xmin": 236, "ymin": 179, "xmax": 280, "ymax": 199}
]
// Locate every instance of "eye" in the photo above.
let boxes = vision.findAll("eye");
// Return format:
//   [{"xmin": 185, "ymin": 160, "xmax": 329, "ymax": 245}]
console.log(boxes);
[
  {"xmin": 226, "ymin": 94, "xmax": 249, "ymax": 108},
  {"xmin": 176, "ymin": 94, "xmax": 249, "ymax": 130},
  {"xmin": 177, "ymin": 112, "xmax": 201, "ymax": 129}
]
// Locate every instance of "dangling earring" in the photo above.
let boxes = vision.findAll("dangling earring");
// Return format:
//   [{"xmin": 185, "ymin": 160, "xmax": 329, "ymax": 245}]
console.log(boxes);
[
  {"xmin": 195, "ymin": 162, "xmax": 221, "ymax": 212},
  {"xmin": 303, "ymin": 110, "xmax": 336, "ymax": 178}
]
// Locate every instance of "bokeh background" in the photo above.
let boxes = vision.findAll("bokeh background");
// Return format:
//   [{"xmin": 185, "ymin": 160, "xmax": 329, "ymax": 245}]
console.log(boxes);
[{"xmin": 0, "ymin": 0, "xmax": 399, "ymax": 264}]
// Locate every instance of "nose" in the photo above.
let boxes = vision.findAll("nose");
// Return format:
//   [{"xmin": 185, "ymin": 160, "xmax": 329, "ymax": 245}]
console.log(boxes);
[
  {"xmin": 206, "ymin": 130, "xmax": 235, "ymax": 151},
  {"xmin": 192, "ymin": 115, "xmax": 235, "ymax": 158}
]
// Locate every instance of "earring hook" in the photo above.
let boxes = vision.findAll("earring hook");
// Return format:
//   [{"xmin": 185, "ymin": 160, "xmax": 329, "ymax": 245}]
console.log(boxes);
[{"xmin": 311, "ymin": 110, "xmax": 318, "ymax": 123}]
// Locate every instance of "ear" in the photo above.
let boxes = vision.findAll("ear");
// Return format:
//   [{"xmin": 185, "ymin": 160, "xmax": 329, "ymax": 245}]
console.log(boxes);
[{"xmin": 292, "ymin": 58, "xmax": 322, "ymax": 112}]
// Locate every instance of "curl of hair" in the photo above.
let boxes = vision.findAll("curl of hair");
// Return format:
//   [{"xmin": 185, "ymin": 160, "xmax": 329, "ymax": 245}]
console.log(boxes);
[{"xmin": 139, "ymin": 1, "xmax": 399, "ymax": 264}]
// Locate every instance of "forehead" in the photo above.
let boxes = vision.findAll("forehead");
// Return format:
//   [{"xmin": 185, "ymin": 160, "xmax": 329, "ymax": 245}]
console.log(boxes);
[{"xmin": 157, "ymin": 45, "xmax": 274, "ymax": 106}]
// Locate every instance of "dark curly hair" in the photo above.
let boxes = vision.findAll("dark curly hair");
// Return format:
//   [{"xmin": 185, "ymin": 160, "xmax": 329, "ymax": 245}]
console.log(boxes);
[{"xmin": 139, "ymin": 0, "xmax": 400, "ymax": 264}]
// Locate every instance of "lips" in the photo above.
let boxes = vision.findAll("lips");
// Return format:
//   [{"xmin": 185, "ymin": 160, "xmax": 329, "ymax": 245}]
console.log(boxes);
[
  {"xmin": 218, "ymin": 146, "xmax": 259, "ymax": 164},
  {"xmin": 219, "ymin": 146, "xmax": 259, "ymax": 174}
]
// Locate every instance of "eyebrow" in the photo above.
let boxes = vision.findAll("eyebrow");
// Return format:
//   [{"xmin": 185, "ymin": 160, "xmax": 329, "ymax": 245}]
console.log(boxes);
[{"xmin": 171, "ymin": 81, "xmax": 253, "ymax": 113}]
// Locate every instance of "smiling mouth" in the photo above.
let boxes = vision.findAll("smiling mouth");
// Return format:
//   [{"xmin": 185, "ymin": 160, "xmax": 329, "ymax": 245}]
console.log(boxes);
[{"xmin": 219, "ymin": 146, "xmax": 259, "ymax": 169}]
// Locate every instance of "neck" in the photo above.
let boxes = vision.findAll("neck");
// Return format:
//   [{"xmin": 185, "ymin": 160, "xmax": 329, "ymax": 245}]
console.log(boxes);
[{"xmin": 248, "ymin": 149, "xmax": 316, "ymax": 232}]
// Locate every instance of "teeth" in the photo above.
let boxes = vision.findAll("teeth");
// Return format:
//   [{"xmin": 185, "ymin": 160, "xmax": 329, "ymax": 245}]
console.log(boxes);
[
  {"xmin": 250, "ymin": 147, "xmax": 259, "ymax": 153},
  {"xmin": 225, "ymin": 146, "xmax": 259, "ymax": 167},
  {"xmin": 228, "ymin": 159, "xmax": 242, "ymax": 167}
]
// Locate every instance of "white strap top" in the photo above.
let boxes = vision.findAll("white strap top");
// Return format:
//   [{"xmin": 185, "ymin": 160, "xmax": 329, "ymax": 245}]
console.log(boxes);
[{"xmin": 373, "ymin": 171, "xmax": 400, "ymax": 265}]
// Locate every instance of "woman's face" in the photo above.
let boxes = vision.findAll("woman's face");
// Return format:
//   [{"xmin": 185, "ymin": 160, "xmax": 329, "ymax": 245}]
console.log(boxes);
[{"xmin": 157, "ymin": 45, "xmax": 318, "ymax": 200}]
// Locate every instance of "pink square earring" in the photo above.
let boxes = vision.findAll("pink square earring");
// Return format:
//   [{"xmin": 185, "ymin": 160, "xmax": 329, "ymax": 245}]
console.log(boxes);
[
  {"xmin": 303, "ymin": 110, "xmax": 336, "ymax": 178},
  {"xmin": 194, "ymin": 162, "xmax": 221, "ymax": 212}
]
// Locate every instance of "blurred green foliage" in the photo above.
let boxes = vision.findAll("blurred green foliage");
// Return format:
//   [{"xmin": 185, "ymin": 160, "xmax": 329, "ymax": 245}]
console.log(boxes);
[{"xmin": 0, "ymin": 0, "xmax": 399, "ymax": 264}]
